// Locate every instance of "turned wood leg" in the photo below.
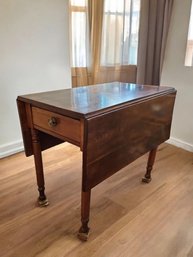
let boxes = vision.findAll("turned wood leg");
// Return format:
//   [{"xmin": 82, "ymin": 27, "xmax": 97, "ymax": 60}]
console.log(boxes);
[
  {"xmin": 142, "ymin": 147, "xmax": 158, "ymax": 183},
  {"xmin": 78, "ymin": 190, "xmax": 91, "ymax": 241},
  {"xmin": 31, "ymin": 129, "xmax": 49, "ymax": 207}
]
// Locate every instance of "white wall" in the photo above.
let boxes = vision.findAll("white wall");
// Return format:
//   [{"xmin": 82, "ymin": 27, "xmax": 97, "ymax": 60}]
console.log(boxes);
[
  {"xmin": 0, "ymin": 0, "xmax": 71, "ymax": 158},
  {"xmin": 161, "ymin": 0, "xmax": 193, "ymax": 152}
]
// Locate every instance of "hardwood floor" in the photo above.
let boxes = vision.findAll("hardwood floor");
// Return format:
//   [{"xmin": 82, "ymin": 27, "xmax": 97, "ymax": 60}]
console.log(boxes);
[{"xmin": 0, "ymin": 143, "xmax": 193, "ymax": 257}]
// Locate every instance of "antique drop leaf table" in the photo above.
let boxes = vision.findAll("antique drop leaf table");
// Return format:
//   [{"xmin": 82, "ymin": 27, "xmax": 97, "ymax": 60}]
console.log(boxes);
[{"xmin": 17, "ymin": 82, "xmax": 176, "ymax": 241}]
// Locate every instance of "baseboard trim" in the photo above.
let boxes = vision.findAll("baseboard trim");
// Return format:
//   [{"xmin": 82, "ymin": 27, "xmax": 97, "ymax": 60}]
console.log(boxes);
[
  {"xmin": 0, "ymin": 140, "xmax": 24, "ymax": 159},
  {"xmin": 167, "ymin": 137, "xmax": 193, "ymax": 153}
]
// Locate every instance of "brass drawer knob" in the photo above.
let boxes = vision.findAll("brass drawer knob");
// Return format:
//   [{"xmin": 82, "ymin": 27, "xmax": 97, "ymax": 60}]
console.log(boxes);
[{"xmin": 48, "ymin": 117, "xmax": 57, "ymax": 127}]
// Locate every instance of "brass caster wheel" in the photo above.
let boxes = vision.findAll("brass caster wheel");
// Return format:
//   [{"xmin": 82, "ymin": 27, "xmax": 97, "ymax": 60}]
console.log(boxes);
[
  {"xmin": 142, "ymin": 176, "xmax": 152, "ymax": 183},
  {"xmin": 38, "ymin": 198, "xmax": 49, "ymax": 207},
  {"xmin": 77, "ymin": 228, "xmax": 90, "ymax": 241}
]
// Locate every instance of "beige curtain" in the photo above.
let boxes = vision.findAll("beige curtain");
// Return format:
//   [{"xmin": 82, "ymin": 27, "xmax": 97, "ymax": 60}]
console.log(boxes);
[
  {"xmin": 71, "ymin": 0, "xmax": 104, "ymax": 87},
  {"xmin": 136, "ymin": 0, "xmax": 174, "ymax": 85},
  {"xmin": 88, "ymin": 0, "xmax": 104, "ymax": 84}
]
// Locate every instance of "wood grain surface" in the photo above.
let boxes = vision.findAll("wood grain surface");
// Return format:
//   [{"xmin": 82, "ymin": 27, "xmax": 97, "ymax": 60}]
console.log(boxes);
[
  {"xmin": 32, "ymin": 107, "xmax": 81, "ymax": 144},
  {"xmin": 83, "ymin": 93, "xmax": 176, "ymax": 190},
  {"xmin": 17, "ymin": 83, "xmax": 176, "ymax": 118}
]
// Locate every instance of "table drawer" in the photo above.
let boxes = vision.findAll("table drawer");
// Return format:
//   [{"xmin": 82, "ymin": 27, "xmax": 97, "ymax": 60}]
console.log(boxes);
[{"xmin": 32, "ymin": 107, "xmax": 81, "ymax": 143}]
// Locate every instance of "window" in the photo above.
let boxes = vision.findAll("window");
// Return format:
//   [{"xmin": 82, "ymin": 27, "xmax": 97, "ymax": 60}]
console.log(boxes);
[
  {"xmin": 101, "ymin": 0, "xmax": 140, "ymax": 66},
  {"xmin": 185, "ymin": 0, "xmax": 193, "ymax": 66},
  {"xmin": 70, "ymin": 0, "xmax": 140, "ymax": 86}
]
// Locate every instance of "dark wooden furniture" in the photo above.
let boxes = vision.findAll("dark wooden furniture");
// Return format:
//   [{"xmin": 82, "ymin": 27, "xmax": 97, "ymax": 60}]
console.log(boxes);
[{"xmin": 17, "ymin": 82, "xmax": 176, "ymax": 240}]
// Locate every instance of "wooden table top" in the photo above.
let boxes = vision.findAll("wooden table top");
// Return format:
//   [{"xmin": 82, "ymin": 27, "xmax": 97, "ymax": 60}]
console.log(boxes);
[{"xmin": 17, "ymin": 82, "xmax": 176, "ymax": 119}]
